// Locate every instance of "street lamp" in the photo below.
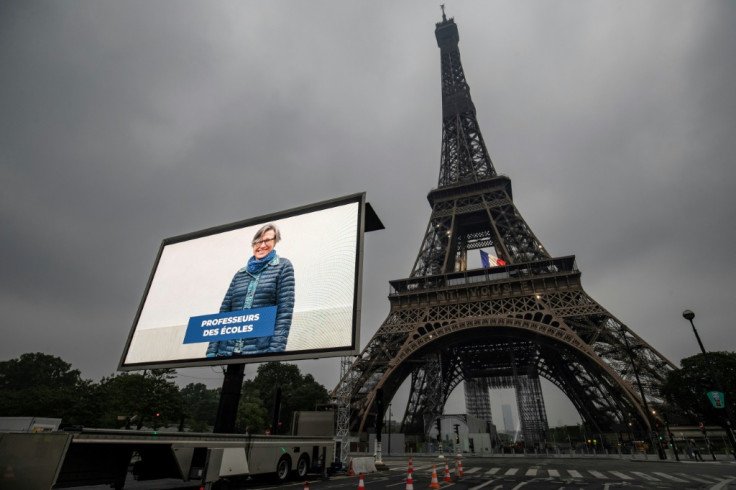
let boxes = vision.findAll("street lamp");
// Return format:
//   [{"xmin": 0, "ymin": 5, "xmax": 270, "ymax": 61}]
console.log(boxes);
[
  {"xmin": 387, "ymin": 402, "xmax": 392, "ymax": 456},
  {"xmin": 682, "ymin": 309, "xmax": 736, "ymax": 461}
]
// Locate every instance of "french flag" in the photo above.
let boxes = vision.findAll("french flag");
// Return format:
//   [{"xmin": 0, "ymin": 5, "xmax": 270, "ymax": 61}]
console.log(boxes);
[{"xmin": 480, "ymin": 250, "xmax": 506, "ymax": 267}]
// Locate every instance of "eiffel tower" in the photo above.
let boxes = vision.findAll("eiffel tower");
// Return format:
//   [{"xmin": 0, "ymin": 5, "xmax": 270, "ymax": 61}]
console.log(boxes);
[{"xmin": 335, "ymin": 11, "xmax": 675, "ymax": 447}]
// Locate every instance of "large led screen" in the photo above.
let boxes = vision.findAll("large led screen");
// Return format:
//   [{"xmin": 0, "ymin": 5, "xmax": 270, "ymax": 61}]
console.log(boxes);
[{"xmin": 119, "ymin": 194, "xmax": 364, "ymax": 370}]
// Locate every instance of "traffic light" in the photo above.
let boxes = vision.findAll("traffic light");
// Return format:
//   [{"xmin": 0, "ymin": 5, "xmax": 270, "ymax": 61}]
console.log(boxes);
[
  {"xmin": 454, "ymin": 424, "xmax": 460, "ymax": 443},
  {"xmin": 376, "ymin": 388, "xmax": 384, "ymax": 410}
]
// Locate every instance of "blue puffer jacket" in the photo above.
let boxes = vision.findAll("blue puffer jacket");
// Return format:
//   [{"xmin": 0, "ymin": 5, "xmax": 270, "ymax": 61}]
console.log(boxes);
[{"xmin": 206, "ymin": 255, "xmax": 294, "ymax": 357}]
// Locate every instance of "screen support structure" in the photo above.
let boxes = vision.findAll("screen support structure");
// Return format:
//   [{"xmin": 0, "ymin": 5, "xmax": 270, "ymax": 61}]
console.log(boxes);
[{"xmin": 214, "ymin": 364, "xmax": 245, "ymax": 433}]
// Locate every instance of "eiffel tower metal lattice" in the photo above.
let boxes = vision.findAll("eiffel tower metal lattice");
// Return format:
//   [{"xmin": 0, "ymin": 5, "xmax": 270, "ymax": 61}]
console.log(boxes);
[{"xmin": 333, "ymin": 11, "xmax": 675, "ymax": 446}]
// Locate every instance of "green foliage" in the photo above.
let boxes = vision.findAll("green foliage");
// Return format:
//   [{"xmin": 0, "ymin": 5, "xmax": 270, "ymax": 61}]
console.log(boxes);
[
  {"xmin": 0, "ymin": 353, "xmax": 328, "ymax": 435},
  {"xmin": 96, "ymin": 369, "xmax": 182, "ymax": 429},
  {"xmin": 180, "ymin": 383, "xmax": 219, "ymax": 432},
  {"xmin": 0, "ymin": 353, "xmax": 97, "ymax": 425},
  {"xmin": 236, "ymin": 387, "xmax": 269, "ymax": 434},
  {"xmin": 661, "ymin": 351, "xmax": 736, "ymax": 425},
  {"xmin": 237, "ymin": 362, "xmax": 329, "ymax": 434}
]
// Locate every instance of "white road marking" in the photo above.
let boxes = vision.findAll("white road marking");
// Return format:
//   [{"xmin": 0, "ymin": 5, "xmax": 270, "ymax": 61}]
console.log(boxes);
[
  {"xmin": 652, "ymin": 471, "xmax": 688, "ymax": 482},
  {"xmin": 588, "ymin": 470, "xmax": 608, "ymax": 479},
  {"xmin": 698, "ymin": 473, "xmax": 726, "ymax": 482},
  {"xmin": 631, "ymin": 471, "xmax": 660, "ymax": 481},
  {"xmin": 510, "ymin": 480, "xmax": 531, "ymax": 490},
  {"xmin": 710, "ymin": 477, "xmax": 736, "ymax": 490},
  {"xmin": 468, "ymin": 479, "xmax": 501, "ymax": 490},
  {"xmin": 609, "ymin": 471, "xmax": 633, "ymax": 480},
  {"xmin": 674, "ymin": 472, "xmax": 718, "ymax": 483}
]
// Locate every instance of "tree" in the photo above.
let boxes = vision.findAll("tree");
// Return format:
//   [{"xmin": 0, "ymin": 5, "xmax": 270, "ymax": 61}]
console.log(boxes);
[
  {"xmin": 96, "ymin": 369, "xmax": 182, "ymax": 429},
  {"xmin": 0, "ymin": 353, "xmax": 98, "ymax": 425},
  {"xmin": 661, "ymin": 351, "xmax": 736, "ymax": 425},
  {"xmin": 235, "ymin": 387, "xmax": 269, "ymax": 434},
  {"xmin": 237, "ymin": 362, "xmax": 330, "ymax": 434},
  {"xmin": 179, "ymin": 383, "xmax": 219, "ymax": 432}
]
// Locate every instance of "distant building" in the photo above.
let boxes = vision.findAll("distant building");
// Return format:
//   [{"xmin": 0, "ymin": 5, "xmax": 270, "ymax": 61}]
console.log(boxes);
[{"xmin": 502, "ymin": 404, "xmax": 514, "ymax": 433}]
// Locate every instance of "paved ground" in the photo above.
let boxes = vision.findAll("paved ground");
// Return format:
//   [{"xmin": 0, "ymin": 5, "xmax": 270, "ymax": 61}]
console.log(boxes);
[{"xmin": 69, "ymin": 453, "xmax": 736, "ymax": 490}]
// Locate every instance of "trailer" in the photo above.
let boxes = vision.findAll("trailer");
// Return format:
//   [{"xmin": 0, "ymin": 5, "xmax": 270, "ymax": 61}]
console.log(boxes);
[
  {"xmin": 0, "ymin": 427, "xmax": 335, "ymax": 489},
  {"xmin": 0, "ymin": 416, "xmax": 62, "ymax": 433}
]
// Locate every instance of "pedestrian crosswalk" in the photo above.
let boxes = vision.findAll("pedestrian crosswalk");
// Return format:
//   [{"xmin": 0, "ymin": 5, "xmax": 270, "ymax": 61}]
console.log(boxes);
[
  {"xmin": 390, "ymin": 463, "xmax": 730, "ymax": 485},
  {"xmin": 608, "ymin": 470, "xmax": 633, "ymax": 480}
]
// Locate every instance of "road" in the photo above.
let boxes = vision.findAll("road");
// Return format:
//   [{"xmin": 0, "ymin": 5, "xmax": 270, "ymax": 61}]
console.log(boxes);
[{"xmin": 74, "ymin": 454, "xmax": 736, "ymax": 490}]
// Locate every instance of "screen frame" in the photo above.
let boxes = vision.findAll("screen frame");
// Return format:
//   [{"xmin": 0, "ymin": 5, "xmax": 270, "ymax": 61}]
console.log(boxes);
[{"xmin": 118, "ymin": 192, "xmax": 365, "ymax": 371}]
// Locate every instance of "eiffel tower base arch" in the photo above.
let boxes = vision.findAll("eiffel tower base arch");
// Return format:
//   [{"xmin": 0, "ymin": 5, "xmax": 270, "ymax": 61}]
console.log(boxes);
[{"xmin": 331, "ymin": 12, "xmax": 674, "ymax": 454}]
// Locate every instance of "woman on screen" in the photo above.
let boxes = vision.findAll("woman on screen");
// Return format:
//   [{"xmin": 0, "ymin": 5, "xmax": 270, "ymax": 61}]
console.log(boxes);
[{"xmin": 206, "ymin": 223, "xmax": 295, "ymax": 357}]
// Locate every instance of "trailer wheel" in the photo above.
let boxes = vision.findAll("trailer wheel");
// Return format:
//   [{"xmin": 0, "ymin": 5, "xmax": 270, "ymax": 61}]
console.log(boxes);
[
  {"xmin": 296, "ymin": 454, "xmax": 310, "ymax": 479},
  {"xmin": 211, "ymin": 479, "xmax": 231, "ymax": 490},
  {"xmin": 276, "ymin": 455, "xmax": 292, "ymax": 482}
]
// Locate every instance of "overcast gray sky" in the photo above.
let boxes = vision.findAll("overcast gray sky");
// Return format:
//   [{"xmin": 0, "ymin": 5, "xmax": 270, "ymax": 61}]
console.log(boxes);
[{"xmin": 2, "ymin": 1, "xmax": 735, "ymax": 428}]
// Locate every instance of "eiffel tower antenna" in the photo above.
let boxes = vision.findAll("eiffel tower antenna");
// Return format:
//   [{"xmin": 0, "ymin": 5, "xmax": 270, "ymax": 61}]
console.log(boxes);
[{"xmin": 333, "ymin": 13, "xmax": 674, "ymax": 451}]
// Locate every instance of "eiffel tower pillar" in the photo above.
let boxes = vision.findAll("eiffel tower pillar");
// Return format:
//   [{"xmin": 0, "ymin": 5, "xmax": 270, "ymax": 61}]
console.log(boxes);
[
  {"xmin": 515, "ymin": 370, "xmax": 548, "ymax": 449},
  {"xmin": 333, "ymin": 10, "xmax": 675, "ymax": 448},
  {"xmin": 464, "ymin": 378, "xmax": 492, "ymax": 427}
]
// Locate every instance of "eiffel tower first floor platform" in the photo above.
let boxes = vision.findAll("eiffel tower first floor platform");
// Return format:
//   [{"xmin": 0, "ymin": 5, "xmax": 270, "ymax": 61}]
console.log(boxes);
[{"xmin": 335, "ymin": 256, "xmax": 675, "ymax": 442}]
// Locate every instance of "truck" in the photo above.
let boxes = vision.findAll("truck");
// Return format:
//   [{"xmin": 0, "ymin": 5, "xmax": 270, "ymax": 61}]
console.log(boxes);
[
  {"xmin": 0, "ymin": 412, "xmax": 337, "ymax": 489},
  {"xmin": 0, "ymin": 416, "xmax": 62, "ymax": 433}
]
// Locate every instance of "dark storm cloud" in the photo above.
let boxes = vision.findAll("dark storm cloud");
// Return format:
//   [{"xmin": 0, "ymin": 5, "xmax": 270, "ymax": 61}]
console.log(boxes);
[{"xmin": 2, "ymin": 0, "xmax": 735, "ymax": 425}]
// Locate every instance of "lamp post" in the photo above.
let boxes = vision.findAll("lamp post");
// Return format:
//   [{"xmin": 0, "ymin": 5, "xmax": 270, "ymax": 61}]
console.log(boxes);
[
  {"xmin": 387, "ymin": 402, "xmax": 392, "ymax": 456},
  {"xmin": 682, "ymin": 309, "xmax": 736, "ymax": 461}
]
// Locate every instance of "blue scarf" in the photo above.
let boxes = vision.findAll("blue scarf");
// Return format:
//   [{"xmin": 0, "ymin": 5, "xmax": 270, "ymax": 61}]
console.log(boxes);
[{"xmin": 246, "ymin": 249, "xmax": 276, "ymax": 275}]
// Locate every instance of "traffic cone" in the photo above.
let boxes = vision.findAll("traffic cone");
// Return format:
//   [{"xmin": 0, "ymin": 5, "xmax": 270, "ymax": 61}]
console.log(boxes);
[
  {"xmin": 443, "ymin": 461, "xmax": 451, "ymax": 482},
  {"xmin": 429, "ymin": 465, "xmax": 440, "ymax": 489},
  {"xmin": 407, "ymin": 456, "xmax": 414, "ymax": 475},
  {"xmin": 455, "ymin": 458, "xmax": 463, "ymax": 479},
  {"xmin": 348, "ymin": 457, "xmax": 355, "ymax": 476},
  {"xmin": 304, "ymin": 482, "xmax": 310, "ymax": 490},
  {"xmin": 3, "ymin": 465, "xmax": 15, "ymax": 481},
  {"xmin": 406, "ymin": 471, "xmax": 414, "ymax": 490},
  {"xmin": 358, "ymin": 473, "xmax": 366, "ymax": 490}
]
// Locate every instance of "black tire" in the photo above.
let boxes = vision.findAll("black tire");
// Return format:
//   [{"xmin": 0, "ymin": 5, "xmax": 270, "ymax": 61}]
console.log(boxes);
[
  {"xmin": 211, "ymin": 479, "xmax": 231, "ymax": 490},
  {"xmin": 276, "ymin": 455, "xmax": 292, "ymax": 482},
  {"xmin": 296, "ymin": 454, "xmax": 310, "ymax": 479}
]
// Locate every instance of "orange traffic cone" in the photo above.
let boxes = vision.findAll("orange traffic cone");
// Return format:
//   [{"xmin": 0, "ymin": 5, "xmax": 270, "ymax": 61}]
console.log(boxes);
[
  {"xmin": 358, "ymin": 473, "xmax": 366, "ymax": 490},
  {"xmin": 429, "ymin": 465, "xmax": 440, "ymax": 489},
  {"xmin": 455, "ymin": 458, "xmax": 463, "ymax": 479},
  {"xmin": 408, "ymin": 456, "xmax": 414, "ymax": 475},
  {"xmin": 406, "ymin": 471, "xmax": 414, "ymax": 490},
  {"xmin": 348, "ymin": 457, "xmax": 355, "ymax": 476},
  {"xmin": 443, "ymin": 461, "xmax": 452, "ymax": 482}
]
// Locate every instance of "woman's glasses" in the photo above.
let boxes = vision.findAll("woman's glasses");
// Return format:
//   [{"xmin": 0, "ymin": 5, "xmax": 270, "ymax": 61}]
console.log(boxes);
[{"xmin": 252, "ymin": 237, "xmax": 276, "ymax": 247}]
